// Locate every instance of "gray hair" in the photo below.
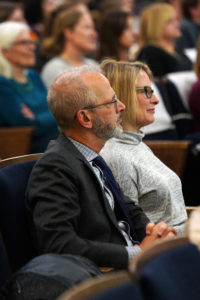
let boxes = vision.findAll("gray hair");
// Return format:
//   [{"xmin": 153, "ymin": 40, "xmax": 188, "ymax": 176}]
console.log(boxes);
[
  {"xmin": 47, "ymin": 66, "xmax": 100, "ymax": 130},
  {"xmin": 0, "ymin": 21, "xmax": 30, "ymax": 78}
]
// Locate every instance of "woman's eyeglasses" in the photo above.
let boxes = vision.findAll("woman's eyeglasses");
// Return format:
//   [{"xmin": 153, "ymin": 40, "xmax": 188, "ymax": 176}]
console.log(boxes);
[{"xmin": 136, "ymin": 86, "xmax": 154, "ymax": 99}]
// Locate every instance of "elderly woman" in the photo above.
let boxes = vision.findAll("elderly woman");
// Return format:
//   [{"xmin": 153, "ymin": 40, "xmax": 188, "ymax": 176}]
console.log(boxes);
[
  {"xmin": 41, "ymin": 4, "xmax": 98, "ymax": 89},
  {"xmin": 135, "ymin": 3, "xmax": 192, "ymax": 77},
  {"xmin": 100, "ymin": 59, "xmax": 187, "ymax": 235},
  {"xmin": 0, "ymin": 21, "xmax": 58, "ymax": 152}
]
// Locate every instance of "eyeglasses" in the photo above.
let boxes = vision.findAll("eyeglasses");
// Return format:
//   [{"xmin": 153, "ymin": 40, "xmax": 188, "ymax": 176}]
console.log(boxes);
[
  {"xmin": 135, "ymin": 86, "xmax": 154, "ymax": 99},
  {"xmin": 13, "ymin": 40, "xmax": 36, "ymax": 46},
  {"xmin": 83, "ymin": 94, "xmax": 118, "ymax": 112}
]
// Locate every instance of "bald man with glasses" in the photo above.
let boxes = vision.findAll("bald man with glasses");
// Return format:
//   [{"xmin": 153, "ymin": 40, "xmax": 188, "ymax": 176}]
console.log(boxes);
[{"xmin": 26, "ymin": 67, "xmax": 176, "ymax": 275}]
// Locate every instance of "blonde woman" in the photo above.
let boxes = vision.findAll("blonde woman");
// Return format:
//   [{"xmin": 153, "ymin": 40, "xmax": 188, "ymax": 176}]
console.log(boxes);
[
  {"xmin": 100, "ymin": 59, "xmax": 187, "ymax": 235},
  {"xmin": 136, "ymin": 3, "xmax": 192, "ymax": 77}
]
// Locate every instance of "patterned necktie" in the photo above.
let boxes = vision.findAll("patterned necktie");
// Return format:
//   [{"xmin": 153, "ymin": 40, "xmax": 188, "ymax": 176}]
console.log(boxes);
[{"xmin": 93, "ymin": 155, "xmax": 138, "ymax": 241}]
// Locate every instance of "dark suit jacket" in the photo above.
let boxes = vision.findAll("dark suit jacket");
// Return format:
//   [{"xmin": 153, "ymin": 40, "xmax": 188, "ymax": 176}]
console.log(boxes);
[{"xmin": 26, "ymin": 133, "xmax": 149, "ymax": 270}]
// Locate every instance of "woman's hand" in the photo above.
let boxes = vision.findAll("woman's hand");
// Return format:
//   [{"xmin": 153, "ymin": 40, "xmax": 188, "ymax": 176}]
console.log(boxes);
[{"xmin": 21, "ymin": 104, "xmax": 35, "ymax": 120}]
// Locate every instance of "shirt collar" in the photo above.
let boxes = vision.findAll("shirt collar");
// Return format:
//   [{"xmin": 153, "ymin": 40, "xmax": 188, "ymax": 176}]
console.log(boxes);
[{"xmin": 68, "ymin": 137, "xmax": 98, "ymax": 162}]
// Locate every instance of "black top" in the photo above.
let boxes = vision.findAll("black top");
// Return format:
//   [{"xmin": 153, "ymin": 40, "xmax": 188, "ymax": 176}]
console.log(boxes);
[{"xmin": 136, "ymin": 44, "xmax": 192, "ymax": 77}]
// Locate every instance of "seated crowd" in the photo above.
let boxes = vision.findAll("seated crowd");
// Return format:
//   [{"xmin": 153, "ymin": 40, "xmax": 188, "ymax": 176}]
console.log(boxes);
[{"xmin": 0, "ymin": 0, "xmax": 200, "ymax": 299}]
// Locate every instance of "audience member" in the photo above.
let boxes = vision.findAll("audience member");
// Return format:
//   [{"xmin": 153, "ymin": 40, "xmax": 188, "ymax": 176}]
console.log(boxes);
[
  {"xmin": 155, "ymin": 0, "xmax": 182, "ymax": 20},
  {"xmin": 0, "ymin": 21, "xmax": 58, "ymax": 152},
  {"xmin": 33, "ymin": 1, "xmax": 86, "ymax": 72},
  {"xmin": 96, "ymin": 10, "xmax": 136, "ymax": 62},
  {"xmin": 23, "ymin": 0, "xmax": 66, "ymax": 37},
  {"xmin": 0, "ymin": 1, "xmax": 27, "ymax": 23},
  {"xmin": 189, "ymin": 40, "xmax": 200, "ymax": 132},
  {"xmin": 26, "ymin": 66, "xmax": 176, "ymax": 272},
  {"xmin": 176, "ymin": 0, "xmax": 200, "ymax": 56},
  {"xmin": 98, "ymin": 0, "xmax": 135, "ymax": 14},
  {"xmin": 100, "ymin": 59, "xmax": 187, "ymax": 235},
  {"xmin": 136, "ymin": 3, "xmax": 192, "ymax": 78},
  {"xmin": 41, "ymin": 6, "xmax": 98, "ymax": 89}
]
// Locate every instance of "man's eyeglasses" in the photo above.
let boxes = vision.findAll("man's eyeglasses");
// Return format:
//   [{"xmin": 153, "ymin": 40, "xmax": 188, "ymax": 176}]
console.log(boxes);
[
  {"xmin": 135, "ymin": 86, "xmax": 154, "ymax": 99},
  {"xmin": 83, "ymin": 94, "xmax": 118, "ymax": 112}
]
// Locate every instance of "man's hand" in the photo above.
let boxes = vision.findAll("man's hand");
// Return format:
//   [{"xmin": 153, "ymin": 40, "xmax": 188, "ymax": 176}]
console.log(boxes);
[{"xmin": 140, "ymin": 222, "xmax": 177, "ymax": 250}]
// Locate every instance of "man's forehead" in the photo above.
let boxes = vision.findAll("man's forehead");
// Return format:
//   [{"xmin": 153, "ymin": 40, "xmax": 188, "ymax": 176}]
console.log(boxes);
[
  {"xmin": 81, "ymin": 71, "xmax": 107, "ymax": 84},
  {"xmin": 82, "ymin": 71, "xmax": 112, "ymax": 94}
]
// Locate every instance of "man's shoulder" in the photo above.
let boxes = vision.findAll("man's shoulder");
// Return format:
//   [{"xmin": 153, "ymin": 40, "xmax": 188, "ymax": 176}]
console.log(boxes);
[{"xmin": 37, "ymin": 135, "xmax": 87, "ymax": 170}]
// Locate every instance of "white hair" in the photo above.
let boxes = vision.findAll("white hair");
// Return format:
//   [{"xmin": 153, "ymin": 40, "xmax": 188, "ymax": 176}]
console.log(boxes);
[{"xmin": 0, "ymin": 21, "xmax": 30, "ymax": 78}]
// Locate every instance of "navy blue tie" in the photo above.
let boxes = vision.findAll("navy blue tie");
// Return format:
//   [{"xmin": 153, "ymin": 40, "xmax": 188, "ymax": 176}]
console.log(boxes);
[{"xmin": 93, "ymin": 156, "xmax": 138, "ymax": 241}]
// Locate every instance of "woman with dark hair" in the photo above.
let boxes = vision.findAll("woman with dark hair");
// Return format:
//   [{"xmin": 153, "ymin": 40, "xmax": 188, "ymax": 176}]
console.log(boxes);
[
  {"xmin": 0, "ymin": 1, "xmax": 27, "ymax": 23},
  {"xmin": 96, "ymin": 10, "xmax": 136, "ymax": 62},
  {"xmin": 41, "ymin": 5, "xmax": 98, "ymax": 89},
  {"xmin": 176, "ymin": 0, "xmax": 200, "ymax": 54}
]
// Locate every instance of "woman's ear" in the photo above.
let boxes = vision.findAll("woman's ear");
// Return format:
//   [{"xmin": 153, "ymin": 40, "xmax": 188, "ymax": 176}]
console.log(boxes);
[
  {"xmin": 63, "ymin": 28, "xmax": 73, "ymax": 42},
  {"xmin": 1, "ymin": 48, "xmax": 9, "ymax": 59},
  {"xmin": 76, "ymin": 109, "xmax": 93, "ymax": 129}
]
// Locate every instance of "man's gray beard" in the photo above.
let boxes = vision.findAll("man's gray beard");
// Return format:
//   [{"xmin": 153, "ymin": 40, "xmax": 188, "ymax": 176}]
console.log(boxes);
[
  {"xmin": 112, "ymin": 126, "xmax": 123, "ymax": 138},
  {"xmin": 92, "ymin": 114, "xmax": 123, "ymax": 140}
]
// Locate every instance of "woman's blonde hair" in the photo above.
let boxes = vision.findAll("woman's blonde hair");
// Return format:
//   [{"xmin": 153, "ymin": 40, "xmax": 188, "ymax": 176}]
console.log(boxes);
[
  {"xmin": 100, "ymin": 59, "xmax": 153, "ymax": 126},
  {"xmin": 138, "ymin": 3, "xmax": 175, "ymax": 49},
  {"xmin": 0, "ymin": 21, "xmax": 29, "ymax": 78}
]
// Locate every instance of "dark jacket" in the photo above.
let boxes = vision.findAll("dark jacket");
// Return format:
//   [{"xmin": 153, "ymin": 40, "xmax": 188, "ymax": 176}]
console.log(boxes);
[{"xmin": 26, "ymin": 133, "xmax": 149, "ymax": 270}]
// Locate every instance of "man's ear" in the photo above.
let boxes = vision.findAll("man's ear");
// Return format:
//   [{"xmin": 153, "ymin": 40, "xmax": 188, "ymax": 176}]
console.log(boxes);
[{"xmin": 76, "ymin": 110, "xmax": 93, "ymax": 128}]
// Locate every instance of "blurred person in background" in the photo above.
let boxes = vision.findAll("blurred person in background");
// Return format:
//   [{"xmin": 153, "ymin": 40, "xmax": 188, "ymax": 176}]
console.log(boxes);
[
  {"xmin": 0, "ymin": 1, "xmax": 27, "ymax": 23},
  {"xmin": 23, "ymin": 0, "xmax": 66, "ymax": 37},
  {"xmin": 41, "ymin": 5, "xmax": 98, "ymax": 89},
  {"xmin": 96, "ymin": 10, "xmax": 136, "ymax": 62},
  {"xmin": 176, "ymin": 0, "xmax": 200, "ymax": 57},
  {"xmin": 98, "ymin": 0, "xmax": 134, "ymax": 14},
  {"xmin": 0, "ymin": 21, "xmax": 58, "ymax": 152},
  {"xmin": 100, "ymin": 59, "xmax": 187, "ymax": 235},
  {"xmin": 136, "ymin": 3, "xmax": 192, "ymax": 78}
]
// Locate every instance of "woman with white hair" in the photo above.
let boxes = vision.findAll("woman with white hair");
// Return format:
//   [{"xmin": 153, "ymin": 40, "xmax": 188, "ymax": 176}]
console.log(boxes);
[{"xmin": 0, "ymin": 21, "xmax": 58, "ymax": 152}]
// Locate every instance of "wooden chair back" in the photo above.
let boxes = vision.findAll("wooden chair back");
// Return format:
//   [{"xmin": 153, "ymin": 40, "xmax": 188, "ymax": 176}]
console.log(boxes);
[
  {"xmin": 145, "ymin": 140, "xmax": 190, "ymax": 179},
  {"xmin": 0, "ymin": 153, "xmax": 42, "ymax": 169},
  {"xmin": 57, "ymin": 271, "xmax": 132, "ymax": 300},
  {"xmin": 0, "ymin": 126, "xmax": 34, "ymax": 159},
  {"xmin": 130, "ymin": 237, "xmax": 189, "ymax": 274}
]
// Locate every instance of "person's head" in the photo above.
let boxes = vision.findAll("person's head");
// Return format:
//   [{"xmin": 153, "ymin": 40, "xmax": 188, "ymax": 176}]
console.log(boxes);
[
  {"xmin": 99, "ymin": 0, "xmax": 134, "ymax": 14},
  {"xmin": 23, "ymin": 0, "xmax": 66, "ymax": 25},
  {"xmin": 0, "ymin": 21, "xmax": 36, "ymax": 78},
  {"xmin": 181, "ymin": 0, "xmax": 200, "ymax": 22},
  {"xmin": 138, "ymin": 3, "xmax": 180, "ymax": 49},
  {"xmin": 43, "ymin": 0, "xmax": 87, "ymax": 38},
  {"xmin": 42, "ymin": 6, "xmax": 97, "ymax": 57},
  {"xmin": 100, "ymin": 59, "xmax": 159, "ymax": 131},
  {"xmin": 96, "ymin": 10, "xmax": 135, "ymax": 61},
  {"xmin": 0, "ymin": 1, "xmax": 27, "ymax": 23},
  {"xmin": 194, "ymin": 39, "xmax": 200, "ymax": 77},
  {"xmin": 47, "ymin": 66, "xmax": 125, "ymax": 148}
]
